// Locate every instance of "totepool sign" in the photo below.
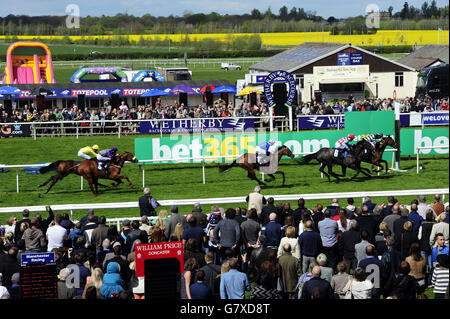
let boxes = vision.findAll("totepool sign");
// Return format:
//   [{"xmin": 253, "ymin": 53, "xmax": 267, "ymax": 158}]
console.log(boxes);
[{"xmin": 263, "ymin": 70, "xmax": 296, "ymax": 108}]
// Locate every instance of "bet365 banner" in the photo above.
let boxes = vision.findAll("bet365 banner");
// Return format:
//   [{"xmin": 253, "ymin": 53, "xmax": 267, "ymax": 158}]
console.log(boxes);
[{"xmin": 135, "ymin": 128, "xmax": 447, "ymax": 164}]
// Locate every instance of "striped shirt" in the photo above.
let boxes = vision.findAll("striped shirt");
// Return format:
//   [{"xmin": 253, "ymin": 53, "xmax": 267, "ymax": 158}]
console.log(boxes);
[{"xmin": 431, "ymin": 267, "xmax": 449, "ymax": 294}]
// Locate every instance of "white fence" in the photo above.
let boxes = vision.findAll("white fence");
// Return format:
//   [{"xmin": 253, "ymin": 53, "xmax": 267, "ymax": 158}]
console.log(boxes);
[
  {"xmin": 416, "ymin": 145, "xmax": 450, "ymax": 174},
  {"xmin": 1, "ymin": 188, "xmax": 448, "ymax": 231},
  {"xmin": 2, "ymin": 116, "xmax": 288, "ymax": 139}
]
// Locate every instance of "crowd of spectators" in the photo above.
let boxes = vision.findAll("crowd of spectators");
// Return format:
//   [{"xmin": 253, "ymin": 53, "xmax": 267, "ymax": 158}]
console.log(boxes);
[
  {"xmin": 293, "ymin": 94, "xmax": 449, "ymax": 116},
  {"xmin": 1, "ymin": 94, "xmax": 447, "ymax": 125},
  {"xmin": 0, "ymin": 189, "xmax": 448, "ymax": 300}
]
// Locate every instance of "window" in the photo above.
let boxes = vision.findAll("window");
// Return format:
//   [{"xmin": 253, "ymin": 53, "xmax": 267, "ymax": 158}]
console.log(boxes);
[
  {"xmin": 395, "ymin": 72, "xmax": 404, "ymax": 87},
  {"xmin": 297, "ymin": 75, "xmax": 304, "ymax": 89}
]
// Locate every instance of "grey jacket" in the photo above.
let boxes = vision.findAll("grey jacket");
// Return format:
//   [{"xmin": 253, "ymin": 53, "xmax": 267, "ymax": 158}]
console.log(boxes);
[
  {"xmin": 165, "ymin": 213, "xmax": 186, "ymax": 239},
  {"xmin": 22, "ymin": 227, "xmax": 46, "ymax": 251},
  {"xmin": 213, "ymin": 218, "xmax": 240, "ymax": 248}
]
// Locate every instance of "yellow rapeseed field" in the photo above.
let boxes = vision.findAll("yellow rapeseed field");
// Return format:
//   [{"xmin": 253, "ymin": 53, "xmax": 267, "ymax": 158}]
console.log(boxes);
[{"xmin": 1, "ymin": 30, "xmax": 448, "ymax": 46}]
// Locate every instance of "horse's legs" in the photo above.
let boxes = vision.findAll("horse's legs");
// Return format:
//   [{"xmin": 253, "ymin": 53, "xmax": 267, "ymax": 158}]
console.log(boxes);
[
  {"xmin": 319, "ymin": 163, "xmax": 331, "ymax": 182},
  {"xmin": 84, "ymin": 174, "xmax": 97, "ymax": 196},
  {"xmin": 274, "ymin": 170, "xmax": 286, "ymax": 185},
  {"xmin": 247, "ymin": 170, "xmax": 266, "ymax": 186},
  {"xmin": 266, "ymin": 174, "xmax": 276, "ymax": 182},
  {"xmin": 111, "ymin": 174, "xmax": 133, "ymax": 187},
  {"xmin": 327, "ymin": 163, "xmax": 341, "ymax": 181},
  {"xmin": 44, "ymin": 175, "xmax": 61, "ymax": 194},
  {"xmin": 39, "ymin": 175, "xmax": 56, "ymax": 188}
]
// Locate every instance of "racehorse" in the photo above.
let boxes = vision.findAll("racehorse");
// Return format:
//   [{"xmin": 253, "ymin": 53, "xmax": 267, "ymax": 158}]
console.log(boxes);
[
  {"xmin": 39, "ymin": 152, "xmax": 138, "ymax": 196},
  {"xmin": 353, "ymin": 135, "xmax": 399, "ymax": 174},
  {"xmin": 299, "ymin": 146, "xmax": 371, "ymax": 182},
  {"xmin": 218, "ymin": 145, "xmax": 295, "ymax": 186}
]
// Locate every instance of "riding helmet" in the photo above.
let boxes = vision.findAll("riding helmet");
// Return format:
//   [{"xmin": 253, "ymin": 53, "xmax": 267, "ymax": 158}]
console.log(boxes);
[
  {"xmin": 92, "ymin": 145, "xmax": 99, "ymax": 151},
  {"xmin": 348, "ymin": 134, "xmax": 355, "ymax": 140}
]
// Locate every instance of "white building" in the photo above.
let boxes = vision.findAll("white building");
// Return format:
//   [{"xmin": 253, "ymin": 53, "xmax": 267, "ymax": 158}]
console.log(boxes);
[{"xmin": 245, "ymin": 42, "xmax": 417, "ymax": 103}]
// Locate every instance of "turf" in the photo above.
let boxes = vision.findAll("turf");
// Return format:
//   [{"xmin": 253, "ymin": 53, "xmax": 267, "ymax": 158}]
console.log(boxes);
[{"xmin": 0, "ymin": 134, "xmax": 448, "ymax": 222}]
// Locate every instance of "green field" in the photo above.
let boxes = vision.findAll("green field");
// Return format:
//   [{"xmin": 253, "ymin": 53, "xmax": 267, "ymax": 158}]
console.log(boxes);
[{"xmin": 0, "ymin": 134, "xmax": 448, "ymax": 222}]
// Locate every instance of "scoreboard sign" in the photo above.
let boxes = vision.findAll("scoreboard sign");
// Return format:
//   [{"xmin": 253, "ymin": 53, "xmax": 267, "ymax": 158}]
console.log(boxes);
[
  {"xmin": 20, "ymin": 252, "xmax": 57, "ymax": 299},
  {"xmin": 134, "ymin": 241, "xmax": 184, "ymax": 277}
]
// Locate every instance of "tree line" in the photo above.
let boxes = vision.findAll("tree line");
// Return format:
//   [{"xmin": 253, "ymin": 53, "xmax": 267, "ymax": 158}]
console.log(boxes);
[{"xmin": 0, "ymin": 1, "xmax": 448, "ymax": 36}]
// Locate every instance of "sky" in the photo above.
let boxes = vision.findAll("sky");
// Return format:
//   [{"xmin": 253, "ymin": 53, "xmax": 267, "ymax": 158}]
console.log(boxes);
[{"xmin": 1, "ymin": 0, "xmax": 448, "ymax": 19}]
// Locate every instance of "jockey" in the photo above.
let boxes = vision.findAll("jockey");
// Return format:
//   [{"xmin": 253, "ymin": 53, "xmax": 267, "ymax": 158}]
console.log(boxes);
[
  {"xmin": 96, "ymin": 147, "xmax": 118, "ymax": 171},
  {"xmin": 78, "ymin": 145, "xmax": 99, "ymax": 160},
  {"xmin": 363, "ymin": 132, "xmax": 383, "ymax": 154},
  {"xmin": 335, "ymin": 134, "xmax": 355, "ymax": 151},
  {"xmin": 255, "ymin": 138, "xmax": 277, "ymax": 165}
]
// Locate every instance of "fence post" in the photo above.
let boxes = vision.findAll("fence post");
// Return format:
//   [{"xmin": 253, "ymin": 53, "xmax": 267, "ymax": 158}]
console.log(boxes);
[
  {"xmin": 16, "ymin": 168, "xmax": 19, "ymax": 193},
  {"xmin": 118, "ymin": 122, "xmax": 121, "ymax": 139},
  {"xmin": 76, "ymin": 124, "xmax": 79, "ymax": 139},
  {"xmin": 142, "ymin": 164, "xmax": 145, "ymax": 188},
  {"xmin": 416, "ymin": 148, "xmax": 419, "ymax": 174}
]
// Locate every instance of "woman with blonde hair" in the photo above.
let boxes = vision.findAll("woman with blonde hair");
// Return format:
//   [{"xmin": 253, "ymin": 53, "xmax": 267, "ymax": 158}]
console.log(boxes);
[
  {"xmin": 82, "ymin": 267, "xmax": 104, "ymax": 299},
  {"xmin": 277, "ymin": 226, "xmax": 300, "ymax": 260},
  {"xmin": 375, "ymin": 221, "xmax": 391, "ymax": 256},
  {"xmin": 170, "ymin": 223, "xmax": 184, "ymax": 242},
  {"xmin": 4, "ymin": 216, "xmax": 17, "ymax": 235}
]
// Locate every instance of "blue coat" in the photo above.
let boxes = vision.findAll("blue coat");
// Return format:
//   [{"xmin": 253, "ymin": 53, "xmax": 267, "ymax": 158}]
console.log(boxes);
[{"xmin": 100, "ymin": 262, "xmax": 125, "ymax": 298}]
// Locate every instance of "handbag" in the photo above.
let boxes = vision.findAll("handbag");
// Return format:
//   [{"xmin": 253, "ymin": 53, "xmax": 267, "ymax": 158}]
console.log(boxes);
[{"xmin": 344, "ymin": 280, "xmax": 355, "ymax": 299}]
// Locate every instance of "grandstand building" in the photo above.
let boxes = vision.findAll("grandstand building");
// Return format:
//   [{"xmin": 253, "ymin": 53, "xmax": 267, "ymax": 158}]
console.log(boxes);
[{"xmin": 244, "ymin": 42, "xmax": 417, "ymax": 103}]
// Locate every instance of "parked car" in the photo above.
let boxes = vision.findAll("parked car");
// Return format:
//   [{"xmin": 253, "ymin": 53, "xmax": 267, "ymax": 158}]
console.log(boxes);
[{"xmin": 221, "ymin": 62, "xmax": 242, "ymax": 71}]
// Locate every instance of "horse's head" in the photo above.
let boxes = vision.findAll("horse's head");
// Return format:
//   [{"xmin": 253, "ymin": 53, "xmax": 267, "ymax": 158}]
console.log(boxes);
[
  {"xmin": 279, "ymin": 145, "xmax": 295, "ymax": 159},
  {"xmin": 121, "ymin": 152, "xmax": 139, "ymax": 163},
  {"xmin": 381, "ymin": 135, "xmax": 399, "ymax": 150}
]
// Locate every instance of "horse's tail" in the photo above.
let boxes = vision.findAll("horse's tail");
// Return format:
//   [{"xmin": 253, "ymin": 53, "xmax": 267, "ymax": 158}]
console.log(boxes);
[
  {"xmin": 39, "ymin": 161, "xmax": 61, "ymax": 174},
  {"xmin": 299, "ymin": 152, "xmax": 318, "ymax": 164},
  {"xmin": 219, "ymin": 160, "xmax": 237, "ymax": 173}
]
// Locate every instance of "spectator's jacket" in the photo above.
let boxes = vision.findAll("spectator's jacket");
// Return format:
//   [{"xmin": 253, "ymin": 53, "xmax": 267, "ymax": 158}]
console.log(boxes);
[
  {"xmin": 338, "ymin": 229, "xmax": 361, "ymax": 260},
  {"xmin": 138, "ymin": 195, "xmax": 159, "ymax": 217},
  {"xmin": 213, "ymin": 218, "xmax": 240, "ymax": 248},
  {"xmin": 298, "ymin": 230, "xmax": 323, "ymax": 257},
  {"xmin": 300, "ymin": 277, "xmax": 334, "ymax": 299},
  {"xmin": 100, "ymin": 262, "xmax": 125, "ymax": 298},
  {"xmin": 261, "ymin": 221, "xmax": 282, "ymax": 248},
  {"xmin": 431, "ymin": 245, "xmax": 449, "ymax": 265},
  {"xmin": 22, "ymin": 227, "xmax": 46, "ymax": 251},
  {"xmin": 82, "ymin": 222, "xmax": 98, "ymax": 249}
]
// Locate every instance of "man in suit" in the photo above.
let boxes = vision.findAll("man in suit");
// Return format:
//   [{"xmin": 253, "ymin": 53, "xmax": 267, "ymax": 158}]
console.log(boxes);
[{"xmin": 300, "ymin": 266, "xmax": 334, "ymax": 299}]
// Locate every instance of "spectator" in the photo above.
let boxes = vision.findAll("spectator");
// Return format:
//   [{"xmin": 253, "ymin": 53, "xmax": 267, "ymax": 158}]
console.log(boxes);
[
  {"xmin": 339, "ymin": 220, "xmax": 361, "ymax": 274},
  {"xmin": 345, "ymin": 198, "xmax": 357, "ymax": 219},
  {"xmin": 278, "ymin": 243, "xmax": 302, "ymax": 299},
  {"xmin": 298, "ymin": 220, "xmax": 322, "ymax": 273},
  {"xmin": 80, "ymin": 209, "xmax": 98, "ymax": 228},
  {"xmin": 301, "ymin": 266, "xmax": 334, "ymax": 299},
  {"xmin": 261, "ymin": 213, "xmax": 283, "ymax": 250},
  {"xmin": 82, "ymin": 267, "xmax": 104, "ymax": 299},
  {"xmin": 337, "ymin": 208, "xmax": 350, "ymax": 233},
  {"xmin": 22, "ymin": 217, "xmax": 46, "ymax": 252},
  {"xmin": 417, "ymin": 195, "xmax": 437, "ymax": 220},
  {"xmin": 431, "ymin": 233, "xmax": 449, "ymax": 270},
  {"xmin": 100, "ymin": 262, "xmax": 125, "ymax": 299},
  {"xmin": 318, "ymin": 209, "xmax": 339, "ymax": 270},
  {"xmin": 57, "ymin": 268, "xmax": 77, "ymax": 299},
  {"xmin": 292, "ymin": 198, "xmax": 309, "ymax": 235},
  {"xmin": 0, "ymin": 247, "xmax": 20, "ymax": 291},
  {"xmin": 126, "ymin": 220, "xmax": 148, "ymax": 253},
  {"xmin": 169, "ymin": 223, "xmax": 184, "ymax": 242},
  {"xmin": 358, "ymin": 245, "xmax": 384, "ymax": 299},
  {"xmin": 183, "ymin": 215, "xmax": 206, "ymax": 252},
  {"xmin": 355, "ymin": 205, "xmax": 377, "ymax": 244},
  {"xmin": 389, "ymin": 261, "xmax": 417, "ymax": 299},
  {"xmin": 96, "ymin": 238, "xmax": 112, "ymax": 264},
  {"xmin": 408, "ymin": 203, "xmax": 423, "ymax": 234},
  {"xmin": 249, "ymin": 260, "xmax": 280, "ymax": 299},
  {"xmin": 199, "ymin": 252, "xmax": 221, "ymax": 299},
  {"xmin": 383, "ymin": 205, "xmax": 401, "ymax": 237},
  {"xmin": 317, "ymin": 253, "xmax": 333, "ymax": 283},
  {"xmin": 355, "ymin": 230, "xmax": 374, "ymax": 265},
  {"xmin": 72, "ymin": 250, "xmax": 91, "ymax": 296},
  {"xmin": 219, "ymin": 257, "xmax": 251, "ymax": 299},
  {"xmin": 431, "ymin": 254, "xmax": 449, "ymax": 299},
  {"xmin": 418, "ymin": 210, "xmax": 436, "ymax": 284},
  {"xmin": 165, "ymin": 205, "xmax": 186, "ymax": 240},
  {"xmin": 138, "ymin": 188, "xmax": 159, "ymax": 217},
  {"xmin": 374, "ymin": 222, "xmax": 390, "ymax": 256},
  {"xmin": 192, "ymin": 203, "xmax": 207, "ymax": 229},
  {"xmin": 81, "ymin": 214, "xmax": 97, "ymax": 250},
  {"xmin": 46, "ymin": 215, "xmax": 67, "ymax": 252},
  {"xmin": 4, "ymin": 216, "xmax": 17, "ymax": 236},
  {"xmin": 214, "ymin": 209, "xmax": 241, "ymax": 261},
  {"xmin": 405, "ymin": 242, "xmax": 427, "ymax": 296},
  {"xmin": 139, "ymin": 216, "xmax": 152, "ymax": 238},
  {"xmin": 393, "ymin": 207, "xmax": 410, "ymax": 247},
  {"xmin": 184, "ymin": 238, "xmax": 205, "ymax": 268},
  {"xmin": 259, "ymin": 197, "xmax": 277, "ymax": 225},
  {"xmin": 9, "ymin": 273, "xmax": 21, "ymax": 300},
  {"xmin": 248, "ymin": 235, "xmax": 272, "ymax": 280},
  {"xmin": 398, "ymin": 221, "xmax": 419, "ymax": 261},
  {"xmin": 240, "ymin": 208, "xmax": 261, "ymax": 260},
  {"xmin": 69, "ymin": 222, "xmax": 83, "ymax": 248},
  {"xmin": 277, "ymin": 226, "xmax": 300, "ymax": 260},
  {"xmin": 91, "ymin": 216, "xmax": 109, "ymax": 254},
  {"xmin": 342, "ymin": 267, "xmax": 373, "ymax": 299},
  {"xmin": 382, "ymin": 196, "xmax": 397, "ymax": 218},
  {"xmin": 431, "ymin": 194, "xmax": 445, "ymax": 216},
  {"xmin": 381, "ymin": 236, "xmax": 402, "ymax": 296},
  {"xmin": 331, "ymin": 261, "xmax": 351, "ymax": 299},
  {"xmin": 246, "ymin": 186, "xmax": 266, "ymax": 217},
  {"xmin": 14, "ymin": 209, "xmax": 31, "ymax": 243},
  {"xmin": 429, "ymin": 213, "xmax": 449, "ymax": 248},
  {"xmin": 189, "ymin": 270, "xmax": 212, "ymax": 299}
]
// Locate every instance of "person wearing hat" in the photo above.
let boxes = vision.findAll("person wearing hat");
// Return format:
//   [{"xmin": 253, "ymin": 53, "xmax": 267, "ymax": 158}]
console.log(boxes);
[
  {"xmin": 165, "ymin": 205, "xmax": 186, "ymax": 240},
  {"xmin": 138, "ymin": 188, "xmax": 160, "ymax": 217},
  {"xmin": 96, "ymin": 147, "xmax": 118, "ymax": 172},
  {"xmin": 334, "ymin": 134, "xmax": 355, "ymax": 159},
  {"xmin": 77, "ymin": 145, "xmax": 100, "ymax": 161},
  {"xmin": 362, "ymin": 132, "xmax": 383, "ymax": 155}
]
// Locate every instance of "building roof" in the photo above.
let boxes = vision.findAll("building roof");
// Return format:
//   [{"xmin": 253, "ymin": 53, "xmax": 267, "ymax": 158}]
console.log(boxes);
[
  {"xmin": 249, "ymin": 42, "xmax": 415, "ymax": 73},
  {"xmin": 249, "ymin": 42, "xmax": 348, "ymax": 72},
  {"xmin": 397, "ymin": 45, "xmax": 449, "ymax": 71}
]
